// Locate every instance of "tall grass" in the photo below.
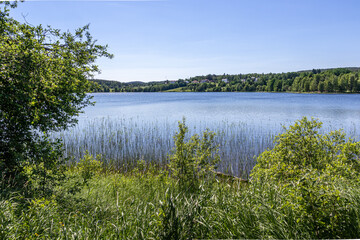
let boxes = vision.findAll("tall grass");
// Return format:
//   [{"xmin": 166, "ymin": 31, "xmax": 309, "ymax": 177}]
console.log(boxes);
[
  {"xmin": 2, "ymin": 170, "xmax": 360, "ymax": 239},
  {"xmin": 3, "ymin": 117, "xmax": 360, "ymax": 239},
  {"xmin": 52, "ymin": 117, "xmax": 359, "ymax": 177},
  {"xmin": 53, "ymin": 117, "xmax": 279, "ymax": 177}
]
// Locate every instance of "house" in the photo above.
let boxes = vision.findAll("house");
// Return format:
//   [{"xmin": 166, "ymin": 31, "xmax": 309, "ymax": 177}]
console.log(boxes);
[
  {"xmin": 164, "ymin": 80, "xmax": 177, "ymax": 84},
  {"xmin": 222, "ymin": 78, "xmax": 228, "ymax": 83}
]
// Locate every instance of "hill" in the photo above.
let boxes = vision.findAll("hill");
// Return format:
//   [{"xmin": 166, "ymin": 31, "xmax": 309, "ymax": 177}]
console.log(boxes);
[{"xmin": 90, "ymin": 67, "xmax": 360, "ymax": 93}]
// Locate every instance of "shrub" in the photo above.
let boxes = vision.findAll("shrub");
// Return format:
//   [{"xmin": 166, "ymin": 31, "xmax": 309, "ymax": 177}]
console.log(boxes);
[
  {"xmin": 168, "ymin": 119, "xmax": 220, "ymax": 192},
  {"xmin": 251, "ymin": 117, "xmax": 360, "ymax": 238},
  {"xmin": 76, "ymin": 151, "xmax": 103, "ymax": 185}
]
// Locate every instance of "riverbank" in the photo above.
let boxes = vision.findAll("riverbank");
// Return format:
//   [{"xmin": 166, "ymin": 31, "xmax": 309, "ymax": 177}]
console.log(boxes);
[{"xmin": 2, "ymin": 118, "xmax": 360, "ymax": 239}]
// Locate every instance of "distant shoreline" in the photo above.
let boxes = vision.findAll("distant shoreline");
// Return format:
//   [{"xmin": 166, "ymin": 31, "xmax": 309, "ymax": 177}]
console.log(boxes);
[{"xmin": 90, "ymin": 67, "xmax": 360, "ymax": 94}]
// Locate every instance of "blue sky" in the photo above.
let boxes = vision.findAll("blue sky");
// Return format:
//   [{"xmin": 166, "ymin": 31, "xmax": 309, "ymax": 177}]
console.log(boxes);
[{"xmin": 8, "ymin": 0, "xmax": 360, "ymax": 82}]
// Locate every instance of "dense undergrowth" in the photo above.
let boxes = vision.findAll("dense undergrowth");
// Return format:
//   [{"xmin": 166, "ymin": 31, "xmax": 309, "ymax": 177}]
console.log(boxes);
[
  {"xmin": 2, "ymin": 167, "xmax": 360, "ymax": 239},
  {"xmin": 1, "ymin": 117, "xmax": 360, "ymax": 239}
]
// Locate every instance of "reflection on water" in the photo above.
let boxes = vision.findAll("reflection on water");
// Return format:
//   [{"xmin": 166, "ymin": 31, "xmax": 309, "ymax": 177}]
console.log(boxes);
[{"xmin": 55, "ymin": 92, "xmax": 360, "ymax": 177}]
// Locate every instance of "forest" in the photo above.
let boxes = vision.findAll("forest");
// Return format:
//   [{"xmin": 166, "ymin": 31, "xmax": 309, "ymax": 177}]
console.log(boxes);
[{"xmin": 91, "ymin": 67, "xmax": 360, "ymax": 93}]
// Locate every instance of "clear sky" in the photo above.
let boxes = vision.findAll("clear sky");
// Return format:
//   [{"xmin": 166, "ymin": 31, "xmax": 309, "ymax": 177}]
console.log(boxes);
[{"xmin": 8, "ymin": 0, "xmax": 360, "ymax": 82}]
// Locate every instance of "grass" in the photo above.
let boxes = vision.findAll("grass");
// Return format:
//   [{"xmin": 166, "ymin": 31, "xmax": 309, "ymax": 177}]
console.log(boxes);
[
  {"xmin": 3, "ymin": 119, "xmax": 360, "ymax": 239},
  {"xmin": 2, "ymin": 165, "xmax": 360, "ymax": 239},
  {"xmin": 54, "ymin": 117, "xmax": 358, "ymax": 178},
  {"xmin": 53, "ymin": 118, "xmax": 278, "ymax": 178},
  {"xmin": 164, "ymin": 87, "xmax": 184, "ymax": 92}
]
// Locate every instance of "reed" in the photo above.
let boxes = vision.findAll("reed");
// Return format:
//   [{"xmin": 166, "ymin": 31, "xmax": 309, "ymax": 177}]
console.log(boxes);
[
  {"xmin": 52, "ymin": 117, "xmax": 359, "ymax": 177},
  {"xmin": 52, "ymin": 117, "xmax": 281, "ymax": 177}
]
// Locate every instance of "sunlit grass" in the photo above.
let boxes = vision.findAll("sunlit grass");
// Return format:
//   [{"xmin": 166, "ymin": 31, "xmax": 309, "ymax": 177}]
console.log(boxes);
[{"xmin": 2, "ymin": 168, "xmax": 360, "ymax": 239}]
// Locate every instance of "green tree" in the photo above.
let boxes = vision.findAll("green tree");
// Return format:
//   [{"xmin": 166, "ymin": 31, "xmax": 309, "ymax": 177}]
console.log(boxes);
[
  {"xmin": 0, "ymin": 2, "xmax": 112, "ymax": 178},
  {"xmin": 318, "ymin": 81, "xmax": 325, "ymax": 92},
  {"xmin": 310, "ymin": 79, "xmax": 318, "ymax": 92},
  {"xmin": 348, "ymin": 75, "xmax": 356, "ymax": 92},
  {"xmin": 266, "ymin": 79, "xmax": 275, "ymax": 92},
  {"xmin": 303, "ymin": 79, "xmax": 310, "ymax": 92},
  {"xmin": 339, "ymin": 76, "xmax": 347, "ymax": 91},
  {"xmin": 273, "ymin": 80, "xmax": 282, "ymax": 92},
  {"xmin": 324, "ymin": 79, "xmax": 333, "ymax": 92}
]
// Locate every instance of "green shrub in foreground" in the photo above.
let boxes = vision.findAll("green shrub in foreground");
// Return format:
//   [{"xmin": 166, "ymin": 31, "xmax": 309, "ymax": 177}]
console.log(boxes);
[
  {"xmin": 168, "ymin": 119, "xmax": 220, "ymax": 192},
  {"xmin": 251, "ymin": 117, "xmax": 360, "ymax": 238}
]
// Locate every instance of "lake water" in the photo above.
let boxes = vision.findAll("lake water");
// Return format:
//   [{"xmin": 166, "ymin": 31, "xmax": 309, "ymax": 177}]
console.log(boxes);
[{"xmin": 57, "ymin": 92, "xmax": 360, "ymax": 177}]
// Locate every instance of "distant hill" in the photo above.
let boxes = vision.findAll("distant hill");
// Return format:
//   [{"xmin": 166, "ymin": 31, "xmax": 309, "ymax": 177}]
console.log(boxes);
[
  {"xmin": 89, "ymin": 79, "xmax": 147, "ymax": 92},
  {"xmin": 297, "ymin": 67, "xmax": 360, "ymax": 73},
  {"xmin": 89, "ymin": 67, "xmax": 360, "ymax": 93}
]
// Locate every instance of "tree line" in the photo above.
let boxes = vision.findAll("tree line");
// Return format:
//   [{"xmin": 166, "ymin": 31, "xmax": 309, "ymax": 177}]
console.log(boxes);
[{"xmin": 91, "ymin": 68, "xmax": 360, "ymax": 93}]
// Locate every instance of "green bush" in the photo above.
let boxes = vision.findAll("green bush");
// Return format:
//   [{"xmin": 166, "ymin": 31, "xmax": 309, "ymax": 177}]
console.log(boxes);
[
  {"xmin": 76, "ymin": 151, "xmax": 103, "ymax": 185},
  {"xmin": 168, "ymin": 119, "xmax": 220, "ymax": 192},
  {"xmin": 251, "ymin": 117, "xmax": 360, "ymax": 238}
]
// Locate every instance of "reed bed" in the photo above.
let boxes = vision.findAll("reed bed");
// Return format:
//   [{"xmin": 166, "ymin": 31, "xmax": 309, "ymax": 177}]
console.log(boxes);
[{"xmin": 52, "ymin": 117, "xmax": 359, "ymax": 177}]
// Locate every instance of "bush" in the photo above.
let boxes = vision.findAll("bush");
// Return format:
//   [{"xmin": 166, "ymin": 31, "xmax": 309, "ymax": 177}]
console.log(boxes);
[
  {"xmin": 76, "ymin": 151, "xmax": 103, "ymax": 185},
  {"xmin": 251, "ymin": 117, "xmax": 360, "ymax": 238},
  {"xmin": 168, "ymin": 119, "xmax": 220, "ymax": 192}
]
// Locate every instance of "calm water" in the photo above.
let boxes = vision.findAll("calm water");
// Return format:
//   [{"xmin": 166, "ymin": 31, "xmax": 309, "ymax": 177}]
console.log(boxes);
[
  {"xmin": 82, "ymin": 92, "xmax": 360, "ymax": 129},
  {"xmin": 57, "ymin": 92, "xmax": 360, "ymax": 176}
]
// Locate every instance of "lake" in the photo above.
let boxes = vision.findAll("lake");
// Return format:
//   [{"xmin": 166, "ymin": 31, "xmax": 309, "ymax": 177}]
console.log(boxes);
[{"xmin": 56, "ymin": 92, "xmax": 360, "ymax": 177}]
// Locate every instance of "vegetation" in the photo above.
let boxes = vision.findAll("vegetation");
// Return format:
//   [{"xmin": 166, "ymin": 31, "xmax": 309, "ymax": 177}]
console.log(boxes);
[
  {"xmin": 91, "ymin": 67, "xmax": 360, "ymax": 93},
  {"xmin": 2, "ymin": 118, "xmax": 360, "ymax": 239},
  {"xmin": 0, "ymin": 1, "xmax": 112, "ymax": 182},
  {"xmin": 2, "ymin": 2, "xmax": 360, "ymax": 239},
  {"xmin": 168, "ymin": 119, "xmax": 220, "ymax": 191},
  {"xmin": 251, "ymin": 117, "xmax": 360, "ymax": 238},
  {"xmin": 54, "ymin": 117, "xmax": 275, "ymax": 178}
]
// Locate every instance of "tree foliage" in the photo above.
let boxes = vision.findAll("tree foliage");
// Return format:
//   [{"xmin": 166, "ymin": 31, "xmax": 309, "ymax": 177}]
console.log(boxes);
[
  {"xmin": 0, "ymin": 1, "xmax": 112, "ymax": 177},
  {"xmin": 92, "ymin": 68, "xmax": 360, "ymax": 93}
]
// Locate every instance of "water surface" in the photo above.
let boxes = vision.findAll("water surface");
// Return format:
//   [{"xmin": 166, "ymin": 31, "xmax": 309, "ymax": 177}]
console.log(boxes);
[{"xmin": 58, "ymin": 92, "xmax": 360, "ymax": 176}]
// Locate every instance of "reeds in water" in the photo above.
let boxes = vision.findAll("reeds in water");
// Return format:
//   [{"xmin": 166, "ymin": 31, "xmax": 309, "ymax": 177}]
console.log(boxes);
[
  {"xmin": 52, "ymin": 117, "xmax": 359, "ymax": 177},
  {"xmin": 52, "ymin": 117, "xmax": 279, "ymax": 177}
]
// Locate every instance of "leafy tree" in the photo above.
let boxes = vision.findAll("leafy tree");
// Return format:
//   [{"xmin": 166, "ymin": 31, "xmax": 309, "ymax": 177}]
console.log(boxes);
[
  {"xmin": 318, "ymin": 81, "xmax": 325, "ymax": 92},
  {"xmin": 0, "ymin": 2, "xmax": 113, "ymax": 179},
  {"xmin": 266, "ymin": 79, "xmax": 274, "ymax": 92},
  {"xmin": 339, "ymin": 76, "xmax": 347, "ymax": 91},
  {"xmin": 324, "ymin": 79, "xmax": 333, "ymax": 92},
  {"xmin": 303, "ymin": 79, "xmax": 310, "ymax": 92},
  {"xmin": 349, "ymin": 75, "xmax": 356, "ymax": 92},
  {"xmin": 310, "ymin": 79, "xmax": 318, "ymax": 91}
]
